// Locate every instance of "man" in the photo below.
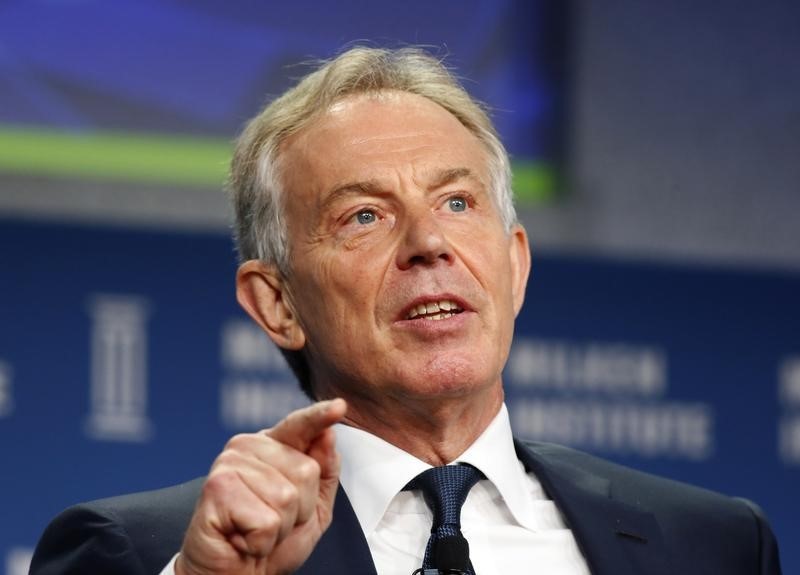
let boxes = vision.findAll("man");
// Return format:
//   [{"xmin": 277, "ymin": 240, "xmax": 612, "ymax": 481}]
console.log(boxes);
[{"xmin": 31, "ymin": 47, "xmax": 781, "ymax": 575}]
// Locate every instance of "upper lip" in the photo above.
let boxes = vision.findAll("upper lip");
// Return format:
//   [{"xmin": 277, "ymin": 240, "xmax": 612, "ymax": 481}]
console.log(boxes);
[{"xmin": 398, "ymin": 295, "xmax": 471, "ymax": 320}]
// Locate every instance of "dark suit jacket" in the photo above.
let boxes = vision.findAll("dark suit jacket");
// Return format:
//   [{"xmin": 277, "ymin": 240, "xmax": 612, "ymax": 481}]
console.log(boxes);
[{"xmin": 30, "ymin": 440, "xmax": 782, "ymax": 574}]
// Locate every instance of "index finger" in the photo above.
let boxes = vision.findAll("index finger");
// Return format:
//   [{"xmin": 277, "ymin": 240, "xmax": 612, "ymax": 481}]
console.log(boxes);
[{"xmin": 265, "ymin": 398, "xmax": 347, "ymax": 453}]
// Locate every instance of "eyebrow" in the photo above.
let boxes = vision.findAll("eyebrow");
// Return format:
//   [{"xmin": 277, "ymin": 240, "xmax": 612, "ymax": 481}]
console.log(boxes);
[
  {"xmin": 429, "ymin": 167, "xmax": 480, "ymax": 190},
  {"xmin": 319, "ymin": 180, "xmax": 386, "ymax": 214},
  {"xmin": 322, "ymin": 167, "xmax": 482, "ymax": 209}
]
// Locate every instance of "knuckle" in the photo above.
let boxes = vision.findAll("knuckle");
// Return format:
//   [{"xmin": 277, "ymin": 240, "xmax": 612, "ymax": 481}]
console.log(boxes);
[
  {"xmin": 295, "ymin": 458, "xmax": 321, "ymax": 484},
  {"xmin": 203, "ymin": 470, "xmax": 238, "ymax": 496},
  {"xmin": 225, "ymin": 432, "xmax": 253, "ymax": 451},
  {"xmin": 272, "ymin": 482, "xmax": 299, "ymax": 509},
  {"xmin": 259, "ymin": 508, "xmax": 283, "ymax": 537},
  {"xmin": 286, "ymin": 406, "xmax": 313, "ymax": 428},
  {"xmin": 214, "ymin": 449, "xmax": 240, "ymax": 468}
]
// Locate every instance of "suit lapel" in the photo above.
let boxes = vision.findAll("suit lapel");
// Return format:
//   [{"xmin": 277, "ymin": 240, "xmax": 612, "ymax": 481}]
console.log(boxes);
[
  {"xmin": 297, "ymin": 486, "xmax": 377, "ymax": 574},
  {"xmin": 515, "ymin": 440, "xmax": 672, "ymax": 575}
]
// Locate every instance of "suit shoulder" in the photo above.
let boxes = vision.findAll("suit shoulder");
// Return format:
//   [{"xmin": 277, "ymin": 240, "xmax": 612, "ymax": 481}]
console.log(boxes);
[
  {"xmin": 517, "ymin": 440, "xmax": 782, "ymax": 573},
  {"xmin": 518, "ymin": 439, "xmax": 754, "ymax": 515},
  {"xmin": 87, "ymin": 476, "xmax": 205, "ymax": 524},
  {"xmin": 30, "ymin": 477, "xmax": 204, "ymax": 575}
]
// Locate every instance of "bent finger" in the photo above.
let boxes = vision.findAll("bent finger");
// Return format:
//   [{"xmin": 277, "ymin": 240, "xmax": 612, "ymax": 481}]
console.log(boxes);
[{"xmin": 266, "ymin": 398, "xmax": 347, "ymax": 452}]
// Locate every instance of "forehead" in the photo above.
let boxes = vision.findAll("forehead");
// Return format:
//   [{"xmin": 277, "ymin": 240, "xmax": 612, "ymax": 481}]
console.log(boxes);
[{"xmin": 279, "ymin": 91, "xmax": 490, "ymax": 190}]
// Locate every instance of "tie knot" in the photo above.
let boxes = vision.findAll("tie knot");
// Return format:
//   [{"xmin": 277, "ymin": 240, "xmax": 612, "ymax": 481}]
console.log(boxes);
[{"xmin": 406, "ymin": 464, "xmax": 485, "ymax": 529}]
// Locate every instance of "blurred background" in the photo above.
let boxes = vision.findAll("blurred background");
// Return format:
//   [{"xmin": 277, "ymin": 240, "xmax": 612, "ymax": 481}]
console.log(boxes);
[{"xmin": 1, "ymin": 1, "xmax": 798, "ymax": 573}]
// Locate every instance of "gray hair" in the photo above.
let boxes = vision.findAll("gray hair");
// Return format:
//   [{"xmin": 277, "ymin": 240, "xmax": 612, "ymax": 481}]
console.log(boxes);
[{"xmin": 228, "ymin": 46, "xmax": 517, "ymax": 397}]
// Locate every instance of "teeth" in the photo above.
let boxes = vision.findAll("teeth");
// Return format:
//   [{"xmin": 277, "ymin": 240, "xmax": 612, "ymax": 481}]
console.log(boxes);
[{"xmin": 406, "ymin": 300, "xmax": 461, "ymax": 319}]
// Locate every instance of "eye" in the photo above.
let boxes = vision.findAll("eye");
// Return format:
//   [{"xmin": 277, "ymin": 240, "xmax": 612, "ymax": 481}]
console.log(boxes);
[
  {"xmin": 447, "ymin": 196, "xmax": 468, "ymax": 212},
  {"xmin": 354, "ymin": 209, "xmax": 377, "ymax": 225}
]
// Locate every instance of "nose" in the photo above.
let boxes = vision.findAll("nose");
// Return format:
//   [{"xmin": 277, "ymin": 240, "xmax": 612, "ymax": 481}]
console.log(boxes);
[{"xmin": 395, "ymin": 207, "xmax": 454, "ymax": 270}]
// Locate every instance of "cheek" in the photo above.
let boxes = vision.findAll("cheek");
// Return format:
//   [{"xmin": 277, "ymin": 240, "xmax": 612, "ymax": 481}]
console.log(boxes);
[
  {"xmin": 300, "ymin": 253, "xmax": 379, "ymax": 322},
  {"xmin": 453, "ymin": 228, "xmax": 512, "ymax": 284},
  {"xmin": 291, "ymin": 261, "xmax": 339, "ymax": 327}
]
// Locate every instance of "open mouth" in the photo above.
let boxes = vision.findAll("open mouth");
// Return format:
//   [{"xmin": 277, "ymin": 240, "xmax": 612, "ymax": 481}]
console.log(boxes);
[{"xmin": 406, "ymin": 299, "xmax": 464, "ymax": 321}]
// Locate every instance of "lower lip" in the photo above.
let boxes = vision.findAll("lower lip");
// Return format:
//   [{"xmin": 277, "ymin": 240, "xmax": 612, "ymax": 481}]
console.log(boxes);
[{"xmin": 393, "ymin": 310, "xmax": 473, "ymax": 335}]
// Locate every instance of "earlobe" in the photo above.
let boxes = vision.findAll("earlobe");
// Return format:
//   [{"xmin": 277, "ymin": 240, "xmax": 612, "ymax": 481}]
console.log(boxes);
[
  {"xmin": 508, "ymin": 224, "xmax": 532, "ymax": 316},
  {"xmin": 236, "ymin": 260, "xmax": 306, "ymax": 350}
]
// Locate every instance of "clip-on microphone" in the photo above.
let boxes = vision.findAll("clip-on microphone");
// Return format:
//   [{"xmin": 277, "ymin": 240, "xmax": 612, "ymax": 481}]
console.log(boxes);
[{"xmin": 410, "ymin": 534, "xmax": 471, "ymax": 575}]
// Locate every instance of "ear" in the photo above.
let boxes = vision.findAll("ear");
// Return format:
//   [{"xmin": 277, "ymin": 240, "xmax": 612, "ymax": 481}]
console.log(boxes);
[
  {"xmin": 236, "ymin": 260, "xmax": 306, "ymax": 350},
  {"xmin": 508, "ymin": 224, "xmax": 532, "ymax": 316}
]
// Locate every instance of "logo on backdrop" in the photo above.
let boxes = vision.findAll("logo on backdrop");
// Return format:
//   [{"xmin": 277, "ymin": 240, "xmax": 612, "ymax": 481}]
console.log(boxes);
[
  {"xmin": 778, "ymin": 356, "xmax": 800, "ymax": 465},
  {"xmin": 84, "ymin": 294, "xmax": 153, "ymax": 442},
  {"xmin": 506, "ymin": 338, "xmax": 714, "ymax": 460},
  {"xmin": 0, "ymin": 360, "xmax": 12, "ymax": 418},
  {"xmin": 219, "ymin": 318, "xmax": 308, "ymax": 429}
]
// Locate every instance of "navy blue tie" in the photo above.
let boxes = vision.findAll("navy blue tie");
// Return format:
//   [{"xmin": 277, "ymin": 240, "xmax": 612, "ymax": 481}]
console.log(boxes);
[{"xmin": 406, "ymin": 464, "xmax": 485, "ymax": 574}]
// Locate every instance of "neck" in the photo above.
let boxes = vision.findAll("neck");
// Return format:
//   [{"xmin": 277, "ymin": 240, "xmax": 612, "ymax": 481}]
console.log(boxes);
[{"xmin": 335, "ymin": 384, "xmax": 504, "ymax": 466}]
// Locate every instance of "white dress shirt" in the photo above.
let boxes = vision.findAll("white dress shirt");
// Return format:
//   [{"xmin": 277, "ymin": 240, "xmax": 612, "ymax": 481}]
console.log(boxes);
[
  {"xmin": 161, "ymin": 404, "xmax": 590, "ymax": 575},
  {"xmin": 336, "ymin": 404, "xmax": 591, "ymax": 575}
]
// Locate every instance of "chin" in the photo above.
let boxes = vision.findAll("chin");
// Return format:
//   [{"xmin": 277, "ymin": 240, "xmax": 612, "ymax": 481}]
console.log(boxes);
[{"xmin": 399, "ymin": 357, "xmax": 498, "ymax": 398}]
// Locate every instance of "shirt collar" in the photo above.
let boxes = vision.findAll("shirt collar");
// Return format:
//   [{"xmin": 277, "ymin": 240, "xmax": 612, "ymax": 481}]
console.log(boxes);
[{"xmin": 336, "ymin": 403, "xmax": 539, "ymax": 536}]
